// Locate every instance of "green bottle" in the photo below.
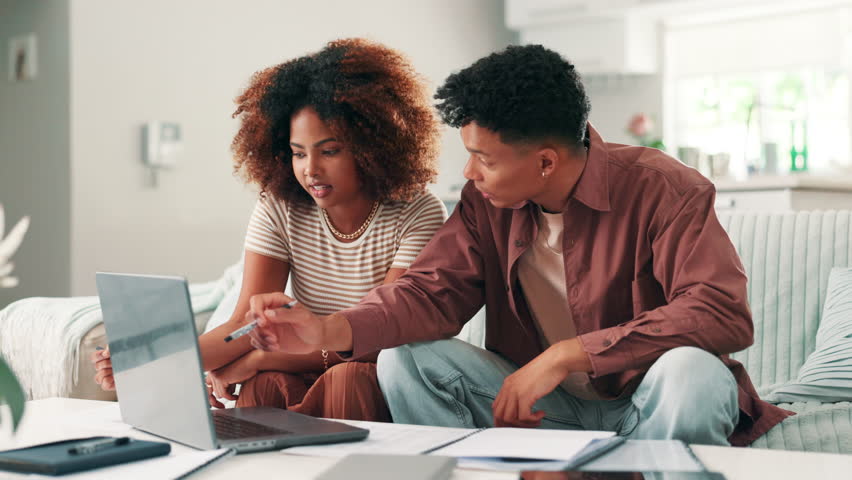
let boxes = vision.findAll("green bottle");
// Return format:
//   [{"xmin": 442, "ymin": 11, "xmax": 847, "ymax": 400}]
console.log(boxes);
[{"xmin": 789, "ymin": 121, "xmax": 808, "ymax": 172}]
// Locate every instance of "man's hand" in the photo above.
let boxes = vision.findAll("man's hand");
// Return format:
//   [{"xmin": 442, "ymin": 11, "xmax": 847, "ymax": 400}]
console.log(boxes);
[
  {"xmin": 91, "ymin": 347, "xmax": 115, "ymax": 391},
  {"xmin": 205, "ymin": 350, "xmax": 263, "ymax": 407},
  {"xmin": 492, "ymin": 338, "xmax": 591, "ymax": 428},
  {"xmin": 246, "ymin": 292, "xmax": 353, "ymax": 354}
]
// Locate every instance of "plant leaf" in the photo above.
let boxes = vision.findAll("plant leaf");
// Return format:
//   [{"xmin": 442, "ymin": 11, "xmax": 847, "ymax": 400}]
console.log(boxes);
[
  {"xmin": 0, "ymin": 356, "xmax": 26, "ymax": 432},
  {"xmin": 0, "ymin": 215, "xmax": 29, "ymax": 262}
]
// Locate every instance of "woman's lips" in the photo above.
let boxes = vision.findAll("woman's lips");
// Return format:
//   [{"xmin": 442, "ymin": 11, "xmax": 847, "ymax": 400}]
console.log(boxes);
[{"xmin": 309, "ymin": 184, "xmax": 332, "ymax": 198}]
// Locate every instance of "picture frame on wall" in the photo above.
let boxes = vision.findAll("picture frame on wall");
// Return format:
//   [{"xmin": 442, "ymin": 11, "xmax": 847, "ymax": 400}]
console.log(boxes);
[{"xmin": 8, "ymin": 34, "xmax": 37, "ymax": 82}]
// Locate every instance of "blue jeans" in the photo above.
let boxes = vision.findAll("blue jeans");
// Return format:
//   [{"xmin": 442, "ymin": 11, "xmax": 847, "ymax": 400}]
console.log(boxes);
[{"xmin": 377, "ymin": 339, "xmax": 739, "ymax": 446}]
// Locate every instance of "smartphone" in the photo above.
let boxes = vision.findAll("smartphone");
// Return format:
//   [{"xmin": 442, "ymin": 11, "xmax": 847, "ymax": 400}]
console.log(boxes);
[
  {"xmin": 316, "ymin": 454, "xmax": 456, "ymax": 480},
  {"xmin": 519, "ymin": 472, "xmax": 727, "ymax": 480}
]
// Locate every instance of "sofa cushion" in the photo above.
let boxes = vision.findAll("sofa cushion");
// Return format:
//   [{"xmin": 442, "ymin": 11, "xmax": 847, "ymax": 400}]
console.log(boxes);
[
  {"xmin": 203, "ymin": 280, "xmax": 242, "ymax": 334},
  {"xmin": 764, "ymin": 267, "xmax": 852, "ymax": 403},
  {"xmin": 718, "ymin": 211, "xmax": 852, "ymax": 392},
  {"xmin": 750, "ymin": 401, "xmax": 852, "ymax": 453}
]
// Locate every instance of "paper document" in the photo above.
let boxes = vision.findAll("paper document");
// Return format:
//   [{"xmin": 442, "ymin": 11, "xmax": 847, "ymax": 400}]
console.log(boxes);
[
  {"xmin": 580, "ymin": 440, "xmax": 704, "ymax": 472},
  {"xmin": 61, "ymin": 402, "xmax": 130, "ymax": 435},
  {"xmin": 283, "ymin": 420, "xmax": 474, "ymax": 457},
  {"xmin": 283, "ymin": 419, "xmax": 615, "ymax": 472},
  {"xmin": 431, "ymin": 428, "xmax": 614, "ymax": 471},
  {"xmin": 430, "ymin": 427, "xmax": 613, "ymax": 461}
]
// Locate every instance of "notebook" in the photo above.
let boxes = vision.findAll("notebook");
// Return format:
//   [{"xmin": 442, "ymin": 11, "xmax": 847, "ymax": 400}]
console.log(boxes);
[
  {"xmin": 5, "ymin": 447, "xmax": 234, "ymax": 480},
  {"xmin": 0, "ymin": 436, "xmax": 170, "ymax": 475},
  {"xmin": 95, "ymin": 272, "xmax": 368, "ymax": 454}
]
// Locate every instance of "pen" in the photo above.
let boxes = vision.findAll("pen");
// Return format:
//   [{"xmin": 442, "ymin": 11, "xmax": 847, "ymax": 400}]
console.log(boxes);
[
  {"xmin": 223, "ymin": 300, "xmax": 297, "ymax": 342},
  {"xmin": 68, "ymin": 437, "xmax": 131, "ymax": 455},
  {"xmin": 562, "ymin": 435, "xmax": 626, "ymax": 470}
]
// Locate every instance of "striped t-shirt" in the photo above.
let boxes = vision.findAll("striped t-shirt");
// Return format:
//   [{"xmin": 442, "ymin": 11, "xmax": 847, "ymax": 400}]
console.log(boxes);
[{"xmin": 244, "ymin": 191, "xmax": 447, "ymax": 315}]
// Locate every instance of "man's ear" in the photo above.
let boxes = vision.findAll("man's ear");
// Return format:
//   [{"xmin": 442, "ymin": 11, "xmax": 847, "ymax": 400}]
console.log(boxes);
[{"xmin": 539, "ymin": 148, "xmax": 559, "ymax": 177}]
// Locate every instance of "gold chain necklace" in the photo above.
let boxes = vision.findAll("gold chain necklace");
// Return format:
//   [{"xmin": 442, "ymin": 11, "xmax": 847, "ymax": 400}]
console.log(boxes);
[{"xmin": 322, "ymin": 201, "xmax": 380, "ymax": 240}]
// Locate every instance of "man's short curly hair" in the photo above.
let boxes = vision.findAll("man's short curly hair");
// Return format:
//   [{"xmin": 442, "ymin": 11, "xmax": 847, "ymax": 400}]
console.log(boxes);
[
  {"xmin": 232, "ymin": 38, "xmax": 440, "ymax": 204},
  {"xmin": 435, "ymin": 44, "xmax": 590, "ymax": 149}
]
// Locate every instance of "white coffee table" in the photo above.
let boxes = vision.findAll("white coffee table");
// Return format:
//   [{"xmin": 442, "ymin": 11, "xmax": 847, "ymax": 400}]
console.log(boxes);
[{"xmin": 2, "ymin": 398, "xmax": 850, "ymax": 480}]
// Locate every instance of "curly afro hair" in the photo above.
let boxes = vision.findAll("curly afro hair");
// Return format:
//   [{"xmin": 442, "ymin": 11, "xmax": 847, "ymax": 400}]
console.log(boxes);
[
  {"xmin": 232, "ymin": 38, "xmax": 440, "ymax": 204},
  {"xmin": 435, "ymin": 44, "xmax": 590, "ymax": 149}
]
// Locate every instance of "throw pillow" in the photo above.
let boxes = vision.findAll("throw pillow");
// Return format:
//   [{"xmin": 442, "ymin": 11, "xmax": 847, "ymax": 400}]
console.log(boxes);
[
  {"xmin": 765, "ymin": 267, "xmax": 852, "ymax": 403},
  {"xmin": 203, "ymin": 279, "xmax": 242, "ymax": 334}
]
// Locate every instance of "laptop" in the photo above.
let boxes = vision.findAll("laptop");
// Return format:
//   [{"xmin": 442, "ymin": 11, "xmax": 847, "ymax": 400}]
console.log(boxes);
[{"xmin": 95, "ymin": 272, "xmax": 369, "ymax": 453}]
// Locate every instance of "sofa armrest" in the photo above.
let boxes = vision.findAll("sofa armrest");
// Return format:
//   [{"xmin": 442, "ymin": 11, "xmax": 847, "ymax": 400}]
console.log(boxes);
[
  {"xmin": 69, "ymin": 310, "xmax": 216, "ymax": 401},
  {"xmin": 70, "ymin": 323, "xmax": 117, "ymax": 401}
]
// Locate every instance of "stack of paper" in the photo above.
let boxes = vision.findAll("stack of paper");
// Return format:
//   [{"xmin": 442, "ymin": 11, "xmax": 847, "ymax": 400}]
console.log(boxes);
[
  {"xmin": 283, "ymin": 420, "xmax": 613, "ymax": 471},
  {"xmin": 284, "ymin": 420, "xmax": 706, "ymax": 473}
]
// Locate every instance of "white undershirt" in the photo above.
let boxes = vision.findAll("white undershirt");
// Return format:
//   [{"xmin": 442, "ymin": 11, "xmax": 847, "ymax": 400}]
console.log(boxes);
[{"xmin": 517, "ymin": 206, "xmax": 601, "ymax": 401}]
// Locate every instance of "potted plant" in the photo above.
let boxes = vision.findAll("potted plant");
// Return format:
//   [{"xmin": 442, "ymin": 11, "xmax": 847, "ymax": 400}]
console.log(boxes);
[
  {"xmin": 0, "ymin": 203, "xmax": 30, "ymax": 432},
  {"xmin": 626, "ymin": 113, "xmax": 666, "ymax": 151},
  {"xmin": 1, "ymin": 204, "xmax": 30, "ymax": 288},
  {"xmin": 0, "ymin": 357, "xmax": 25, "ymax": 433}
]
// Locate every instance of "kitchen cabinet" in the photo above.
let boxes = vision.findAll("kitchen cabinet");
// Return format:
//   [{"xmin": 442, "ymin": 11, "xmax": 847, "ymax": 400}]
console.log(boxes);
[
  {"xmin": 506, "ymin": 0, "xmax": 658, "ymax": 75},
  {"xmin": 714, "ymin": 176, "xmax": 852, "ymax": 211},
  {"xmin": 517, "ymin": 16, "xmax": 657, "ymax": 75}
]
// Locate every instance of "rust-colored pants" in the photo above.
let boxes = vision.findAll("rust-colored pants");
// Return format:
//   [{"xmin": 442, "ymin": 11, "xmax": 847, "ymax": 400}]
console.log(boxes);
[{"xmin": 235, "ymin": 361, "xmax": 391, "ymax": 422}]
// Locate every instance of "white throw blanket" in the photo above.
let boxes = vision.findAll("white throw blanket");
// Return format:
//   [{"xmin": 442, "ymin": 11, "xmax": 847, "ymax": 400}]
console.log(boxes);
[{"xmin": 0, "ymin": 261, "xmax": 243, "ymax": 399}]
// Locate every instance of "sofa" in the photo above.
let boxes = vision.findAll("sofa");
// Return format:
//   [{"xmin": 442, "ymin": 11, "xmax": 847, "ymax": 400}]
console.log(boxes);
[
  {"xmin": 2, "ymin": 210, "xmax": 850, "ymax": 453},
  {"xmin": 716, "ymin": 210, "xmax": 852, "ymax": 453},
  {"xmin": 454, "ymin": 209, "xmax": 852, "ymax": 453},
  {"xmin": 0, "ymin": 263, "xmax": 241, "ymax": 402}
]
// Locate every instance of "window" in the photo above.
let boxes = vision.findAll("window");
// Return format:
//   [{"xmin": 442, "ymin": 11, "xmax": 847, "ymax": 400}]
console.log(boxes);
[
  {"xmin": 674, "ymin": 69, "xmax": 849, "ymax": 177},
  {"xmin": 663, "ymin": 5, "xmax": 852, "ymax": 179}
]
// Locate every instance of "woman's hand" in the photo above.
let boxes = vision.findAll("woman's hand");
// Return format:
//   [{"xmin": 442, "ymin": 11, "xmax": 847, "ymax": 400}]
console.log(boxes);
[
  {"xmin": 205, "ymin": 375, "xmax": 233, "ymax": 409},
  {"xmin": 90, "ymin": 347, "xmax": 115, "ymax": 391},
  {"xmin": 205, "ymin": 350, "xmax": 262, "ymax": 408}
]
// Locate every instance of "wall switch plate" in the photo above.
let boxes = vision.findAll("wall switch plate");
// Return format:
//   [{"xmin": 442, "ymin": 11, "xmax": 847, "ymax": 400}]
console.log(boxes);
[
  {"xmin": 8, "ymin": 33, "xmax": 37, "ymax": 82},
  {"xmin": 142, "ymin": 121, "xmax": 182, "ymax": 169}
]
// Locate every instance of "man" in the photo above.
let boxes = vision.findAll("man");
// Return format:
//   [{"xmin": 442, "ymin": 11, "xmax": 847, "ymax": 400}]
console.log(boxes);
[{"xmin": 248, "ymin": 45, "xmax": 792, "ymax": 446}]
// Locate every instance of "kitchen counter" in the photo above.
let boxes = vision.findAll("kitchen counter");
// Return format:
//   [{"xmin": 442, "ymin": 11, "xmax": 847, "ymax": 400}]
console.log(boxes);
[
  {"xmin": 714, "ymin": 175, "xmax": 852, "ymax": 193},
  {"xmin": 713, "ymin": 175, "xmax": 852, "ymax": 210}
]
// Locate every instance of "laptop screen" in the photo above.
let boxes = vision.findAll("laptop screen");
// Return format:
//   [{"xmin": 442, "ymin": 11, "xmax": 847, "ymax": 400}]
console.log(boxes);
[{"xmin": 96, "ymin": 273, "xmax": 218, "ymax": 450}]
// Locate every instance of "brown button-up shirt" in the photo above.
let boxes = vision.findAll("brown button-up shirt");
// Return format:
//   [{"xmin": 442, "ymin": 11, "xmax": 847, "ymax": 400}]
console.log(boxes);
[{"xmin": 342, "ymin": 124, "xmax": 793, "ymax": 446}]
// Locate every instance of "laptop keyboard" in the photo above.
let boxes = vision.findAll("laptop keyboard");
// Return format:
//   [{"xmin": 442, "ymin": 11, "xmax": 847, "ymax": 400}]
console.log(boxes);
[{"xmin": 212, "ymin": 414, "xmax": 291, "ymax": 440}]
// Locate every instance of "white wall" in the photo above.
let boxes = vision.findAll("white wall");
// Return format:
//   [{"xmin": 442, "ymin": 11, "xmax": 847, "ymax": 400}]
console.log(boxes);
[
  {"xmin": 584, "ymin": 74, "xmax": 663, "ymax": 146},
  {"xmin": 666, "ymin": 6, "xmax": 851, "ymax": 77},
  {"xmin": 0, "ymin": 0, "xmax": 70, "ymax": 308},
  {"xmin": 68, "ymin": 0, "xmax": 515, "ymax": 295}
]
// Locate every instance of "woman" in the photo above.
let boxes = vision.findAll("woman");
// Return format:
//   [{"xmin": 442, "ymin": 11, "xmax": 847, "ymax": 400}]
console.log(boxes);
[{"xmin": 93, "ymin": 38, "xmax": 445, "ymax": 421}]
